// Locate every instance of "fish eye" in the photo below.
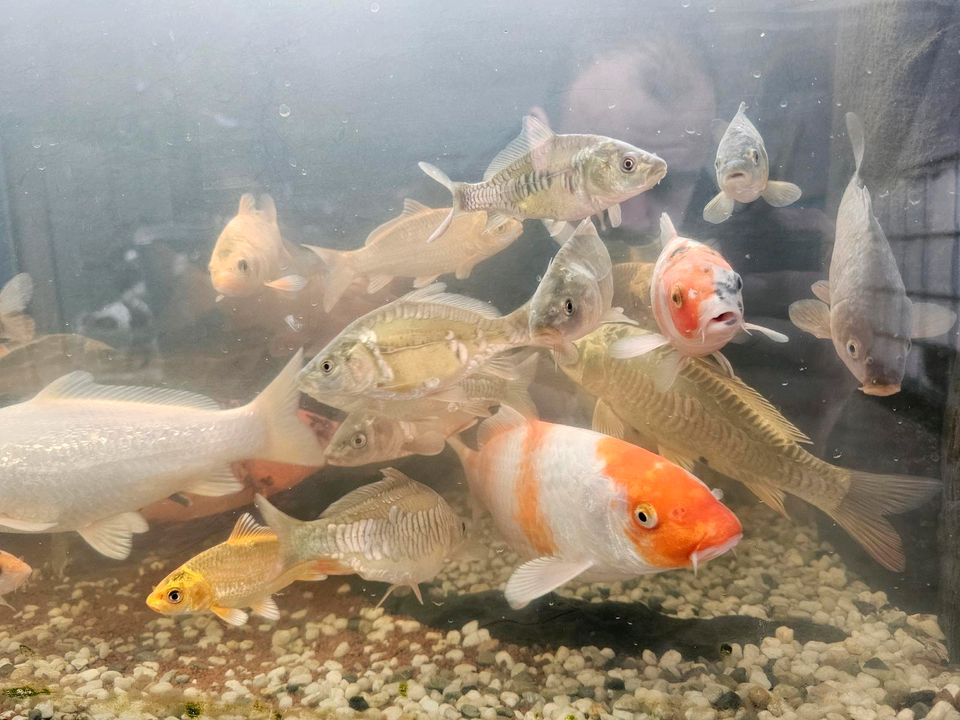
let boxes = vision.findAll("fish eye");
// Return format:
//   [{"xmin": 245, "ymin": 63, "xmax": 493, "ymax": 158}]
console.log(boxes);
[
  {"xmin": 166, "ymin": 589, "xmax": 183, "ymax": 604},
  {"xmin": 562, "ymin": 298, "xmax": 575, "ymax": 317},
  {"xmin": 350, "ymin": 432, "xmax": 367, "ymax": 449},
  {"xmin": 634, "ymin": 503, "xmax": 658, "ymax": 529},
  {"xmin": 671, "ymin": 285, "xmax": 684, "ymax": 308},
  {"xmin": 733, "ymin": 274, "xmax": 743, "ymax": 292},
  {"xmin": 620, "ymin": 155, "xmax": 637, "ymax": 173},
  {"xmin": 319, "ymin": 359, "xmax": 335, "ymax": 375},
  {"xmin": 749, "ymin": 149, "xmax": 759, "ymax": 165},
  {"xmin": 846, "ymin": 340, "xmax": 859, "ymax": 358},
  {"xmin": 237, "ymin": 259, "xmax": 249, "ymax": 273}
]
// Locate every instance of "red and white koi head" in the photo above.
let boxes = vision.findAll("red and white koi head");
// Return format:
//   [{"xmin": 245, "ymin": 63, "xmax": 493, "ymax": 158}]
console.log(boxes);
[{"xmin": 650, "ymin": 214, "xmax": 743, "ymax": 356}]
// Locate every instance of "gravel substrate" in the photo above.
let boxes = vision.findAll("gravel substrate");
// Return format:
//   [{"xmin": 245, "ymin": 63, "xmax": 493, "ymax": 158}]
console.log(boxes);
[{"xmin": 1, "ymin": 503, "xmax": 958, "ymax": 720}]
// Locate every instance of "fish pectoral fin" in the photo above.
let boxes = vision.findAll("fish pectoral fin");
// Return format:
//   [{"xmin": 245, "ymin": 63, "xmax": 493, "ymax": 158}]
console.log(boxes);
[
  {"xmin": 709, "ymin": 351, "xmax": 736, "ymax": 378},
  {"xmin": 188, "ymin": 467, "xmax": 244, "ymax": 498},
  {"xmin": 592, "ymin": 399, "xmax": 626, "ymax": 439},
  {"xmin": 657, "ymin": 445, "xmax": 698, "ymax": 473},
  {"xmin": 788, "ymin": 299, "xmax": 832, "ymax": 340},
  {"xmin": 410, "ymin": 583, "xmax": 424, "ymax": 604},
  {"xmin": 910, "ymin": 302, "xmax": 956, "ymax": 339},
  {"xmin": 650, "ymin": 350, "xmax": 686, "ymax": 393},
  {"xmin": 477, "ymin": 405, "xmax": 527, "ymax": 448},
  {"xmin": 404, "ymin": 430, "xmax": 449, "ymax": 456},
  {"xmin": 608, "ymin": 333, "xmax": 670, "ymax": 359},
  {"xmin": 552, "ymin": 341, "xmax": 580, "ymax": 367},
  {"xmin": 606, "ymin": 203, "xmax": 622, "ymax": 228},
  {"xmin": 811, "ymin": 280, "xmax": 831, "ymax": 304},
  {"xmin": 762, "ymin": 180, "xmax": 802, "ymax": 208},
  {"xmin": 542, "ymin": 219, "xmax": 575, "ymax": 245},
  {"xmin": 659, "ymin": 213, "xmax": 679, "ymax": 247},
  {"xmin": 250, "ymin": 595, "xmax": 280, "ymax": 621},
  {"xmin": 454, "ymin": 260, "xmax": 476, "ymax": 280},
  {"xmin": 211, "ymin": 605, "xmax": 249, "ymax": 626},
  {"xmin": 746, "ymin": 483, "xmax": 788, "ymax": 518},
  {"xmin": 0, "ymin": 273, "xmax": 33, "ymax": 315},
  {"xmin": 0, "ymin": 517, "xmax": 56, "ymax": 533},
  {"xmin": 703, "ymin": 192, "xmax": 735, "ymax": 224},
  {"xmin": 78, "ymin": 512, "xmax": 149, "ymax": 560},
  {"xmin": 601, "ymin": 307, "xmax": 638, "ymax": 326},
  {"xmin": 504, "ymin": 557, "xmax": 593, "ymax": 610},
  {"xmin": 413, "ymin": 274, "xmax": 441, "ymax": 289},
  {"xmin": 264, "ymin": 274, "xmax": 307, "ymax": 293},
  {"xmin": 366, "ymin": 274, "xmax": 393, "ymax": 294},
  {"xmin": 742, "ymin": 322, "xmax": 789, "ymax": 343}
]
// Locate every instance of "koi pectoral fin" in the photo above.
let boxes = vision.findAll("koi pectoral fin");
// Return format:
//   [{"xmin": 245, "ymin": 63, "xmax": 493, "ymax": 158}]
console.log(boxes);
[
  {"xmin": 788, "ymin": 299, "xmax": 832, "ymax": 340},
  {"xmin": 703, "ymin": 192, "xmax": 734, "ymax": 224},
  {"xmin": 504, "ymin": 557, "xmax": 593, "ymax": 610}
]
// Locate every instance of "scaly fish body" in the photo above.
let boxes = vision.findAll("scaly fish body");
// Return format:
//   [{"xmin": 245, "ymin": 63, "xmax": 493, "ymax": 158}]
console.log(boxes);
[
  {"xmin": 420, "ymin": 115, "xmax": 666, "ymax": 243},
  {"xmin": 147, "ymin": 514, "xmax": 324, "ymax": 625},
  {"xmin": 450, "ymin": 408, "xmax": 741, "ymax": 609},
  {"xmin": 307, "ymin": 201, "xmax": 523, "ymax": 311},
  {"xmin": 563, "ymin": 323, "xmax": 939, "ymax": 571},
  {"xmin": 0, "ymin": 274, "xmax": 36, "ymax": 348},
  {"xmin": 256, "ymin": 469, "xmax": 466, "ymax": 605},
  {"xmin": 789, "ymin": 113, "xmax": 955, "ymax": 396},
  {"xmin": 0, "ymin": 351, "xmax": 326, "ymax": 560},
  {"xmin": 704, "ymin": 102, "xmax": 801, "ymax": 223},
  {"xmin": 0, "ymin": 551, "xmax": 31, "ymax": 609}
]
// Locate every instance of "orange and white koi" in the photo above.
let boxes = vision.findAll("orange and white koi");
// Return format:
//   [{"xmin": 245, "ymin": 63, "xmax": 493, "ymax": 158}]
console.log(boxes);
[
  {"xmin": 610, "ymin": 213, "xmax": 786, "ymax": 389},
  {"xmin": 449, "ymin": 407, "xmax": 742, "ymax": 609},
  {"xmin": 0, "ymin": 551, "xmax": 31, "ymax": 610}
]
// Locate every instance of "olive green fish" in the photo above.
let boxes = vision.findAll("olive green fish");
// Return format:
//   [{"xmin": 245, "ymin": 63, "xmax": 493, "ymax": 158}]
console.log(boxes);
[
  {"xmin": 419, "ymin": 115, "xmax": 666, "ymax": 244},
  {"xmin": 307, "ymin": 200, "xmax": 524, "ymax": 312},
  {"xmin": 612, "ymin": 261, "xmax": 656, "ymax": 329},
  {"xmin": 560, "ymin": 322, "xmax": 939, "ymax": 572}
]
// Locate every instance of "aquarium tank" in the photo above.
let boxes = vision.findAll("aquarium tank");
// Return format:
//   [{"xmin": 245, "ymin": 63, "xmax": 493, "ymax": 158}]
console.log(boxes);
[{"xmin": 1, "ymin": 0, "xmax": 960, "ymax": 718}]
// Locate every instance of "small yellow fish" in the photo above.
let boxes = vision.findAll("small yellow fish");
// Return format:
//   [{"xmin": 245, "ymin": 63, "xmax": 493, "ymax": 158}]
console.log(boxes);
[
  {"xmin": 146, "ymin": 513, "xmax": 325, "ymax": 626},
  {"xmin": 0, "ymin": 274, "xmax": 35, "ymax": 350},
  {"xmin": 256, "ymin": 468, "xmax": 466, "ymax": 606},
  {"xmin": 306, "ymin": 200, "xmax": 524, "ymax": 312},
  {"xmin": 209, "ymin": 193, "xmax": 313, "ymax": 298},
  {"xmin": 0, "ymin": 551, "xmax": 32, "ymax": 610}
]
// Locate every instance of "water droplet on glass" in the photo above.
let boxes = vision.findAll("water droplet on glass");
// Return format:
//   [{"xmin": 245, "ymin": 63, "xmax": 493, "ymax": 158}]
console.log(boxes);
[
  {"xmin": 760, "ymin": 32, "xmax": 766, "ymax": 38},
  {"xmin": 878, "ymin": 189, "xmax": 890, "ymax": 198},
  {"xmin": 779, "ymin": 100, "xmax": 788, "ymax": 109},
  {"xmin": 31, "ymin": 139, "xmax": 42, "ymax": 149},
  {"xmin": 832, "ymin": 449, "xmax": 843, "ymax": 459},
  {"xmin": 680, "ymin": 0, "xmax": 690, "ymax": 6},
  {"xmin": 684, "ymin": 127, "xmax": 696, "ymax": 135},
  {"xmin": 907, "ymin": 190, "xmax": 921, "ymax": 206},
  {"xmin": 278, "ymin": 104, "xmax": 291, "ymax": 118},
  {"xmin": 289, "ymin": 159, "xmax": 297, "ymax": 168},
  {"xmin": 370, "ymin": 2, "xmax": 380, "ymax": 12},
  {"xmin": 284, "ymin": 80, "xmax": 291, "ymax": 88},
  {"xmin": 301, "ymin": 168, "xmax": 308, "ymax": 176},
  {"xmin": 607, "ymin": 104, "xmax": 616, "ymax": 110},
  {"xmin": 184, "ymin": 133, "xmax": 193, "ymax": 143},
  {"xmin": 752, "ymin": 70, "xmax": 762, "ymax": 79},
  {"xmin": 707, "ymin": 5, "xmax": 716, "ymax": 12}
]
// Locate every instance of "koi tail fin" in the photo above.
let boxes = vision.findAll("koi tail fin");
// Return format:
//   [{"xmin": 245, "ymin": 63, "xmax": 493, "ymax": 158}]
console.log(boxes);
[
  {"xmin": 250, "ymin": 350, "xmax": 328, "ymax": 466},
  {"xmin": 305, "ymin": 246, "xmax": 358, "ymax": 312},
  {"xmin": 418, "ymin": 162, "xmax": 462, "ymax": 243},
  {"xmin": 828, "ymin": 470, "xmax": 940, "ymax": 572}
]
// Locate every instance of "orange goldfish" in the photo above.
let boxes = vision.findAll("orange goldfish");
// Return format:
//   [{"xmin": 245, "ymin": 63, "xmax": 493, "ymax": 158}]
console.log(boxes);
[
  {"xmin": 611, "ymin": 213, "xmax": 786, "ymax": 389},
  {"xmin": 0, "ymin": 551, "xmax": 32, "ymax": 610},
  {"xmin": 449, "ymin": 408, "xmax": 742, "ymax": 609}
]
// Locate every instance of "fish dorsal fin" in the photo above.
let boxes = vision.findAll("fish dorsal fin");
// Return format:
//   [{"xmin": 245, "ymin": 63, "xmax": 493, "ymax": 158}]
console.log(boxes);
[
  {"xmin": 0, "ymin": 273, "xmax": 33, "ymax": 315},
  {"xmin": 237, "ymin": 193, "xmax": 257, "ymax": 215},
  {"xmin": 319, "ymin": 470, "xmax": 418, "ymax": 520},
  {"xmin": 482, "ymin": 115, "xmax": 556, "ymax": 182},
  {"xmin": 400, "ymin": 283, "xmax": 502, "ymax": 318},
  {"xmin": 477, "ymin": 405, "xmax": 527, "ymax": 448},
  {"xmin": 401, "ymin": 198, "xmax": 432, "ymax": 216},
  {"xmin": 258, "ymin": 194, "xmax": 278, "ymax": 225},
  {"xmin": 228, "ymin": 513, "xmax": 275, "ymax": 544},
  {"xmin": 845, "ymin": 112, "xmax": 866, "ymax": 177},
  {"xmin": 33, "ymin": 372, "xmax": 222, "ymax": 410},
  {"xmin": 658, "ymin": 213, "xmax": 679, "ymax": 248}
]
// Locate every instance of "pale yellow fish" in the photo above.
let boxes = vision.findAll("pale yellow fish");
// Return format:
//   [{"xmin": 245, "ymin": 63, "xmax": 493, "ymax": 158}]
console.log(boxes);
[
  {"xmin": 146, "ymin": 513, "xmax": 326, "ymax": 626},
  {"xmin": 561, "ymin": 322, "xmax": 939, "ymax": 573},
  {"xmin": 0, "ymin": 273, "xmax": 36, "ymax": 349},
  {"xmin": 306, "ymin": 200, "xmax": 524, "ymax": 312},
  {"xmin": 0, "ymin": 551, "xmax": 32, "ymax": 611},
  {"xmin": 256, "ymin": 468, "xmax": 466, "ymax": 607}
]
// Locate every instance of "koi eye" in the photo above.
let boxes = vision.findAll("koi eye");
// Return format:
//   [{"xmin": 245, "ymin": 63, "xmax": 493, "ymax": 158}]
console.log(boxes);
[
  {"xmin": 166, "ymin": 589, "xmax": 183, "ymax": 604},
  {"xmin": 319, "ymin": 359, "xmax": 335, "ymax": 374},
  {"xmin": 562, "ymin": 298, "xmax": 575, "ymax": 317},
  {"xmin": 620, "ymin": 155, "xmax": 637, "ymax": 173},
  {"xmin": 846, "ymin": 341, "xmax": 859, "ymax": 358},
  {"xmin": 237, "ymin": 259, "xmax": 249, "ymax": 273},
  {"xmin": 671, "ymin": 285, "xmax": 684, "ymax": 308},
  {"xmin": 350, "ymin": 432, "xmax": 367, "ymax": 449},
  {"xmin": 734, "ymin": 274, "xmax": 743, "ymax": 292},
  {"xmin": 634, "ymin": 503, "xmax": 658, "ymax": 529},
  {"xmin": 749, "ymin": 149, "xmax": 759, "ymax": 165}
]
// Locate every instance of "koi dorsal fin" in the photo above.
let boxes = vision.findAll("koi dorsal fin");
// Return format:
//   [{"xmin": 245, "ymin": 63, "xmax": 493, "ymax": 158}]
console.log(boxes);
[
  {"xmin": 482, "ymin": 115, "xmax": 556, "ymax": 182},
  {"xmin": 33, "ymin": 372, "xmax": 221, "ymax": 410},
  {"xmin": 228, "ymin": 513, "xmax": 275, "ymax": 544},
  {"xmin": 477, "ymin": 405, "xmax": 527, "ymax": 448}
]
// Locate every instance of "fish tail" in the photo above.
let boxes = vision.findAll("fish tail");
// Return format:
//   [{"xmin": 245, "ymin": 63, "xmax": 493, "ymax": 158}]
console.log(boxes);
[
  {"xmin": 418, "ymin": 162, "xmax": 461, "ymax": 243},
  {"xmin": 254, "ymin": 494, "xmax": 310, "ymax": 567},
  {"xmin": 845, "ymin": 112, "xmax": 866, "ymax": 177},
  {"xmin": 249, "ymin": 350, "xmax": 328, "ymax": 466},
  {"xmin": 828, "ymin": 470, "xmax": 940, "ymax": 572},
  {"xmin": 305, "ymin": 245, "xmax": 357, "ymax": 312},
  {"xmin": 500, "ymin": 354, "xmax": 540, "ymax": 419}
]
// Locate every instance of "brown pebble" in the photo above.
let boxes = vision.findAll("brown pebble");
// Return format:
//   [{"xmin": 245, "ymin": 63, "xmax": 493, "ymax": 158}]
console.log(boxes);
[{"xmin": 747, "ymin": 686, "xmax": 771, "ymax": 709}]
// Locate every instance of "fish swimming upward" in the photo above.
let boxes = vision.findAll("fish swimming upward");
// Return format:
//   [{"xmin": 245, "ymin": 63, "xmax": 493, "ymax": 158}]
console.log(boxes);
[
  {"xmin": 147, "ymin": 514, "xmax": 326, "ymax": 626},
  {"xmin": 209, "ymin": 193, "xmax": 316, "ymax": 298},
  {"xmin": 298, "ymin": 222, "xmax": 621, "ymax": 404},
  {"xmin": 419, "ymin": 114, "xmax": 667, "ymax": 244},
  {"xmin": 255, "ymin": 468, "xmax": 467, "ymax": 606},
  {"xmin": 0, "ymin": 350, "xmax": 327, "ymax": 559},
  {"xmin": 447, "ymin": 407, "xmax": 742, "ymax": 609},
  {"xmin": 561, "ymin": 322, "xmax": 940, "ymax": 571},
  {"xmin": 306, "ymin": 200, "xmax": 524, "ymax": 312},
  {"xmin": 789, "ymin": 113, "xmax": 955, "ymax": 396},
  {"xmin": 0, "ymin": 551, "xmax": 31, "ymax": 611},
  {"xmin": 0, "ymin": 273, "xmax": 36, "ymax": 348},
  {"xmin": 704, "ymin": 102, "xmax": 802, "ymax": 223},
  {"xmin": 610, "ymin": 214, "xmax": 786, "ymax": 389}
]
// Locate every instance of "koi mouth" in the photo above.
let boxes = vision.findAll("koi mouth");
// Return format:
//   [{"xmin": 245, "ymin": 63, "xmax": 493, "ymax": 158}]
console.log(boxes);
[
  {"xmin": 860, "ymin": 383, "xmax": 901, "ymax": 397},
  {"xmin": 690, "ymin": 532, "xmax": 742, "ymax": 574},
  {"xmin": 711, "ymin": 312, "xmax": 738, "ymax": 326},
  {"xmin": 727, "ymin": 171, "xmax": 747, "ymax": 181}
]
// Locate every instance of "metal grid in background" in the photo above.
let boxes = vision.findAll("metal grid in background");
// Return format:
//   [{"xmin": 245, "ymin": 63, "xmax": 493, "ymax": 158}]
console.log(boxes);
[{"xmin": 873, "ymin": 156, "xmax": 960, "ymax": 382}]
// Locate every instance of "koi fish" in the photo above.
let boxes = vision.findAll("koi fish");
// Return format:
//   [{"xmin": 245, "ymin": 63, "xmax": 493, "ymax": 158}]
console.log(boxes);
[
  {"xmin": 0, "ymin": 551, "xmax": 31, "ymax": 610},
  {"xmin": 0, "ymin": 273, "xmax": 35, "ymax": 349}
]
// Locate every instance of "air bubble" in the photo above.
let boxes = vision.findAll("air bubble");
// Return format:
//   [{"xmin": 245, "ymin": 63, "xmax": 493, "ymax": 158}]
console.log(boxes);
[
  {"xmin": 278, "ymin": 104, "xmax": 291, "ymax": 118},
  {"xmin": 832, "ymin": 449, "xmax": 842, "ymax": 459},
  {"xmin": 779, "ymin": 100, "xmax": 788, "ymax": 108},
  {"xmin": 31, "ymin": 139, "xmax": 42, "ymax": 149},
  {"xmin": 760, "ymin": 32, "xmax": 766, "ymax": 38},
  {"xmin": 684, "ymin": 127, "xmax": 696, "ymax": 135},
  {"xmin": 907, "ymin": 190, "xmax": 921, "ymax": 206},
  {"xmin": 37, "ymin": 163, "xmax": 45, "ymax": 171},
  {"xmin": 680, "ymin": 0, "xmax": 690, "ymax": 6},
  {"xmin": 370, "ymin": 2, "xmax": 380, "ymax": 12},
  {"xmin": 752, "ymin": 70, "xmax": 762, "ymax": 79},
  {"xmin": 184, "ymin": 133, "xmax": 193, "ymax": 143},
  {"xmin": 707, "ymin": 5, "xmax": 716, "ymax": 12}
]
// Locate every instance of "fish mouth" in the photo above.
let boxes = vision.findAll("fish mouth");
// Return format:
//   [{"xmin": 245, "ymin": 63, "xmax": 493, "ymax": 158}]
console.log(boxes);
[
  {"xmin": 711, "ymin": 311, "xmax": 738, "ymax": 326},
  {"xmin": 690, "ymin": 532, "xmax": 742, "ymax": 574},
  {"xmin": 860, "ymin": 383, "xmax": 901, "ymax": 397},
  {"xmin": 726, "ymin": 171, "xmax": 747, "ymax": 181},
  {"xmin": 145, "ymin": 594, "xmax": 164, "ymax": 612}
]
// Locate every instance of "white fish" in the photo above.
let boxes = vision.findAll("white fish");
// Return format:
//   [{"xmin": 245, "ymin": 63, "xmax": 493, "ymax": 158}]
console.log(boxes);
[
  {"xmin": 0, "ymin": 351, "xmax": 326, "ymax": 559},
  {"xmin": 0, "ymin": 273, "xmax": 36, "ymax": 345}
]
